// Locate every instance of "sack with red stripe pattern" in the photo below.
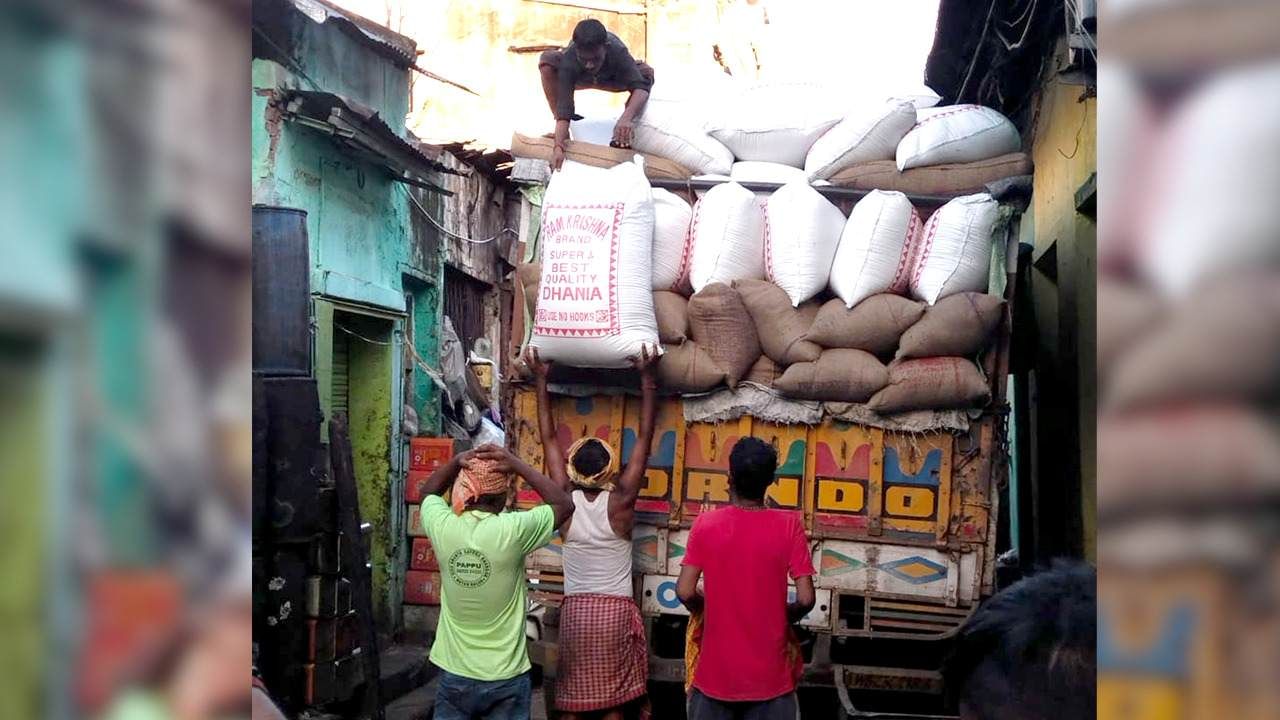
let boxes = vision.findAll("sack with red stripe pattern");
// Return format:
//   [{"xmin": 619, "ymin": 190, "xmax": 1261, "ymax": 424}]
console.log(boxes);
[
  {"xmin": 763, "ymin": 181, "xmax": 846, "ymax": 306},
  {"xmin": 530, "ymin": 160, "xmax": 660, "ymax": 368},
  {"xmin": 906, "ymin": 193, "xmax": 998, "ymax": 305},
  {"xmin": 688, "ymin": 182, "xmax": 766, "ymax": 292},
  {"xmin": 650, "ymin": 188, "xmax": 694, "ymax": 292},
  {"xmin": 828, "ymin": 190, "xmax": 920, "ymax": 308},
  {"xmin": 896, "ymin": 104, "xmax": 1021, "ymax": 171}
]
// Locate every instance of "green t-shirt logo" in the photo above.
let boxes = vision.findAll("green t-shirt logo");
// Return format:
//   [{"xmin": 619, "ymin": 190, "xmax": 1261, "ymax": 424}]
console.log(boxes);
[{"xmin": 448, "ymin": 548, "xmax": 492, "ymax": 588}]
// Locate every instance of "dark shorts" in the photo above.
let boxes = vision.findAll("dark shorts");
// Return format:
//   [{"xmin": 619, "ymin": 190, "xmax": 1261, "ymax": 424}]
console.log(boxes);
[
  {"xmin": 538, "ymin": 49, "xmax": 655, "ymax": 93},
  {"xmin": 434, "ymin": 670, "xmax": 532, "ymax": 720},
  {"xmin": 687, "ymin": 688, "xmax": 799, "ymax": 720}
]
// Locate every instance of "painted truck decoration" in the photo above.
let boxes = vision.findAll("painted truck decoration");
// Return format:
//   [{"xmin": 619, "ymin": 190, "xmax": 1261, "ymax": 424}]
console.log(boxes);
[{"xmin": 515, "ymin": 389, "xmax": 997, "ymax": 635}]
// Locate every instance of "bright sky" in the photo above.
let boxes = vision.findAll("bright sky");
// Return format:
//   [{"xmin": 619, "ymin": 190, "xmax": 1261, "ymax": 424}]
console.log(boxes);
[
  {"xmin": 754, "ymin": 0, "xmax": 941, "ymax": 100},
  {"xmin": 326, "ymin": 0, "xmax": 942, "ymax": 148}
]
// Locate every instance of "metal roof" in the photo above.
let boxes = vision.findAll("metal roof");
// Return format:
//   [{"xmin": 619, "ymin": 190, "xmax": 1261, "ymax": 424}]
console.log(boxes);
[
  {"xmin": 285, "ymin": 0, "xmax": 418, "ymax": 67},
  {"xmin": 282, "ymin": 90, "xmax": 460, "ymax": 193}
]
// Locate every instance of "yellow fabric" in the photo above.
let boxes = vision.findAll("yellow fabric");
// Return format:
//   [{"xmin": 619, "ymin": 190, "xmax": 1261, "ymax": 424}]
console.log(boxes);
[
  {"xmin": 683, "ymin": 608, "xmax": 805, "ymax": 696},
  {"xmin": 566, "ymin": 437, "xmax": 618, "ymax": 491}
]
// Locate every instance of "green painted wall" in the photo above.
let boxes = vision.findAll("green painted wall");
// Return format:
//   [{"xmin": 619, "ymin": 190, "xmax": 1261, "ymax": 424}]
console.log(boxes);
[
  {"xmin": 0, "ymin": 339, "xmax": 47, "ymax": 720},
  {"xmin": 343, "ymin": 313, "xmax": 395, "ymax": 626},
  {"xmin": 252, "ymin": 17, "xmax": 445, "ymax": 625}
]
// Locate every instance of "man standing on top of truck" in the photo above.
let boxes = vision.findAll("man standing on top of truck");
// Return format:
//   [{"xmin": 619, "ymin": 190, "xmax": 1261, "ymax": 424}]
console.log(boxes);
[
  {"xmin": 539, "ymin": 18, "xmax": 654, "ymax": 170},
  {"xmin": 418, "ymin": 443, "xmax": 575, "ymax": 720},
  {"xmin": 524, "ymin": 345, "xmax": 659, "ymax": 720},
  {"xmin": 677, "ymin": 437, "xmax": 816, "ymax": 720}
]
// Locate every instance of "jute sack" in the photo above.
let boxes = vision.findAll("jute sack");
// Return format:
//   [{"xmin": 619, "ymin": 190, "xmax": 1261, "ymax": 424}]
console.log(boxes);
[
  {"xmin": 1097, "ymin": 280, "xmax": 1163, "ymax": 380},
  {"xmin": 868, "ymin": 357, "xmax": 990, "ymax": 413},
  {"xmin": 657, "ymin": 341, "xmax": 729, "ymax": 393},
  {"xmin": 510, "ymin": 131, "xmax": 693, "ymax": 180},
  {"xmin": 734, "ymin": 279, "xmax": 822, "ymax": 365},
  {"xmin": 775, "ymin": 349, "xmax": 889, "ymax": 402},
  {"xmin": 517, "ymin": 262, "xmax": 542, "ymax": 321},
  {"xmin": 745, "ymin": 355, "xmax": 784, "ymax": 387},
  {"xmin": 896, "ymin": 292, "xmax": 1004, "ymax": 360},
  {"xmin": 653, "ymin": 291, "xmax": 690, "ymax": 345},
  {"xmin": 687, "ymin": 283, "xmax": 761, "ymax": 386},
  {"xmin": 1104, "ymin": 276, "xmax": 1280, "ymax": 411},
  {"xmin": 805, "ymin": 295, "xmax": 925, "ymax": 356}
]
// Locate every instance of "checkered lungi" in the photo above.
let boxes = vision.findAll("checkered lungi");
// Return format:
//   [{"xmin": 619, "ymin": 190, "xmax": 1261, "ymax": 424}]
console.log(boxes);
[{"xmin": 556, "ymin": 593, "xmax": 649, "ymax": 713}]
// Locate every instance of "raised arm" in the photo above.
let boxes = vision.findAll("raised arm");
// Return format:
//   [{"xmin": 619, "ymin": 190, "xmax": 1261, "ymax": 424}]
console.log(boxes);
[
  {"xmin": 472, "ymin": 444, "xmax": 575, "ymax": 527},
  {"xmin": 615, "ymin": 344, "xmax": 658, "ymax": 507},
  {"xmin": 524, "ymin": 347, "xmax": 570, "ymax": 491}
]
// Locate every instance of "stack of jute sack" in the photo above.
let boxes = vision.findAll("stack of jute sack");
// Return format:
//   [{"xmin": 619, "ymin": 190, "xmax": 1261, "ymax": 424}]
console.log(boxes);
[
  {"xmin": 652, "ymin": 280, "xmax": 1004, "ymax": 414},
  {"xmin": 522, "ymin": 156, "xmax": 1006, "ymax": 415},
  {"xmin": 514, "ymin": 83, "xmax": 1029, "ymax": 194}
]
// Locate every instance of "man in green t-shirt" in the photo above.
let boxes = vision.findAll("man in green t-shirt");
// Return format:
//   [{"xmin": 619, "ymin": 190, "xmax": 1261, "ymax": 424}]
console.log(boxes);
[{"xmin": 419, "ymin": 443, "xmax": 574, "ymax": 720}]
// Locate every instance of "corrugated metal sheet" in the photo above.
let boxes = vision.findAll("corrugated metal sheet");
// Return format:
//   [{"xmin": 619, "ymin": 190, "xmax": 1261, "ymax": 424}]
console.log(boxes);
[{"xmin": 444, "ymin": 267, "xmax": 489, "ymax": 353}]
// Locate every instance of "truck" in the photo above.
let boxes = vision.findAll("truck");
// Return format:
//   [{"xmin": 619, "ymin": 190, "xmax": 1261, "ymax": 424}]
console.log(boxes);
[{"xmin": 505, "ymin": 178, "xmax": 1021, "ymax": 717}]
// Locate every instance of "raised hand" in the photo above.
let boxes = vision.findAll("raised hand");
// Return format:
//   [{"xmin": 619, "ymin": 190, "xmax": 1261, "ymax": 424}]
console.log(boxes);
[
  {"xmin": 523, "ymin": 345, "xmax": 552, "ymax": 380},
  {"xmin": 629, "ymin": 344, "xmax": 659, "ymax": 376}
]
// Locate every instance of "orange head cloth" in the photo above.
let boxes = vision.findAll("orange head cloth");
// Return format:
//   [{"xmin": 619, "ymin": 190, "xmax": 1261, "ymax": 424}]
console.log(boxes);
[{"xmin": 451, "ymin": 457, "xmax": 513, "ymax": 514}]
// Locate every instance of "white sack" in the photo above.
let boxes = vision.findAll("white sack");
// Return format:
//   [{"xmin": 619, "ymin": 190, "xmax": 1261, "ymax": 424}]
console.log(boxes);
[
  {"xmin": 632, "ymin": 100, "xmax": 735, "ymax": 176},
  {"xmin": 764, "ymin": 182, "xmax": 847, "ymax": 305},
  {"xmin": 896, "ymin": 104, "xmax": 1021, "ymax": 171},
  {"xmin": 688, "ymin": 182, "xmax": 766, "ymax": 292},
  {"xmin": 909, "ymin": 193, "xmax": 998, "ymax": 304},
  {"xmin": 1137, "ymin": 61, "xmax": 1280, "ymax": 297},
  {"xmin": 530, "ymin": 161, "xmax": 659, "ymax": 367},
  {"xmin": 829, "ymin": 190, "xmax": 920, "ymax": 308},
  {"xmin": 570, "ymin": 115, "xmax": 620, "ymax": 146},
  {"xmin": 651, "ymin": 188, "xmax": 694, "ymax": 292},
  {"xmin": 730, "ymin": 161, "xmax": 809, "ymax": 185},
  {"xmin": 805, "ymin": 100, "xmax": 918, "ymax": 180},
  {"xmin": 706, "ymin": 83, "xmax": 843, "ymax": 167}
]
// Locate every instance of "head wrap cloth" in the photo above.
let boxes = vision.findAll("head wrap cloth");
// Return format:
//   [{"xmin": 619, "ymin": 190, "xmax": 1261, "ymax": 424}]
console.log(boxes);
[
  {"xmin": 451, "ymin": 457, "xmax": 513, "ymax": 514},
  {"xmin": 566, "ymin": 437, "xmax": 617, "ymax": 491}
]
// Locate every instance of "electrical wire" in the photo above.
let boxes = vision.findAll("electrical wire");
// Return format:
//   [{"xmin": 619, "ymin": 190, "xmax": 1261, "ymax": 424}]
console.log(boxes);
[
  {"xmin": 995, "ymin": 0, "xmax": 1038, "ymax": 51},
  {"xmin": 1064, "ymin": 0, "xmax": 1098, "ymax": 66},
  {"xmin": 401, "ymin": 185, "xmax": 518, "ymax": 244},
  {"xmin": 335, "ymin": 322, "xmax": 399, "ymax": 347}
]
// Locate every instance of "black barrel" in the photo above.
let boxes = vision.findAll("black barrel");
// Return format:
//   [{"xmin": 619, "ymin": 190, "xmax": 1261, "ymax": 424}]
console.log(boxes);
[{"xmin": 253, "ymin": 205, "xmax": 312, "ymax": 376}]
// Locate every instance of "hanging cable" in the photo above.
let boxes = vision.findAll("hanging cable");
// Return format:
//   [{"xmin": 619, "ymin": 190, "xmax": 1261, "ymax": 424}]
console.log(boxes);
[
  {"xmin": 335, "ymin": 322, "xmax": 400, "ymax": 347},
  {"xmin": 995, "ymin": 0, "xmax": 1038, "ymax": 51},
  {"xmin": 401, "ymin": 185, "xmax": 518, "ymax": 244}
]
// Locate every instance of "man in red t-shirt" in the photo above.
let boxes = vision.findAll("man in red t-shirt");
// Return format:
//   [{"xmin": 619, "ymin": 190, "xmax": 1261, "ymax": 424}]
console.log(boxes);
[{"xmin": 677, "ymin": 437, "xmax": 816, "ymax": 719}]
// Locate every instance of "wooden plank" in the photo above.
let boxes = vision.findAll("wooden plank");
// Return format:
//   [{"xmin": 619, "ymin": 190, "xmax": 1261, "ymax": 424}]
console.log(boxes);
[{"xmin": 329, "ymin": 414, "xmax": 383, "ymax": 718}]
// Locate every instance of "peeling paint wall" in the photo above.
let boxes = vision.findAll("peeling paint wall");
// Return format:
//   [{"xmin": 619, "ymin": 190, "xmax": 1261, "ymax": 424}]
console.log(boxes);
[
  {"xmin": 251, "ymin": 14, "xmax": 444, "ymax": 627},
  {"xmin": 1019, "ymin": 38, "xmax": 1097, "ymax": 562}
]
